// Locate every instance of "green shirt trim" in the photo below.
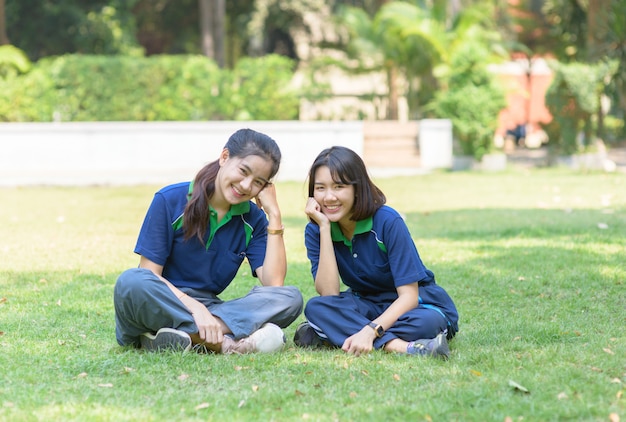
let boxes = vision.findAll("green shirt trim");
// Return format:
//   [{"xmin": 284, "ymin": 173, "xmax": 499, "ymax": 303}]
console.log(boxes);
[
  {"xmin": 171, "ymin": 181, "xmax": 252, "ymax": 250},
  {"xmin": 329, "ymin": 217, "xmax": 386, "ymax": 253}
]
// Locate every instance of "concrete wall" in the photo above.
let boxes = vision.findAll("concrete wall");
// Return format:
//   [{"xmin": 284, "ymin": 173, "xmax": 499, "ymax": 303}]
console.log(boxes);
[{"xmin": 0, "ymin": 121, "xmax": 366, "ymax": 186}]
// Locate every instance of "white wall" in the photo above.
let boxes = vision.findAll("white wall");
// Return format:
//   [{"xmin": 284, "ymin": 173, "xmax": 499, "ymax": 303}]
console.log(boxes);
[{"xmin": 0, "ymin": 121, "xmax": 364, "ymax": 186}]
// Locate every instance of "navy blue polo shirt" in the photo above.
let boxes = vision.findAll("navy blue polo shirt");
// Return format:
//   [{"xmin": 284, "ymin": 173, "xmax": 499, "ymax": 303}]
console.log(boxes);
[
  {"xmin": 134, "ymin": 182, "xmax": 268, "ymax": 294},
  {"xmin": 305, "ymin": 205, "xmax": 435, "ymax": 294}
]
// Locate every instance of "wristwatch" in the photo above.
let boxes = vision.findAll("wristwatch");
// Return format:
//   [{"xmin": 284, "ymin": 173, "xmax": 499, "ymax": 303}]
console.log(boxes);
[{"xmin": 367, "ymin": 322, "xmax": 385, "ymax": 338}]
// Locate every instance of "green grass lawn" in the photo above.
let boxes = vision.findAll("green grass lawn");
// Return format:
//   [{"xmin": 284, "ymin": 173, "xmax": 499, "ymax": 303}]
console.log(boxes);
[{"xmin": 1, "ymin": 169, "xmax": 624, "ymax": 421}]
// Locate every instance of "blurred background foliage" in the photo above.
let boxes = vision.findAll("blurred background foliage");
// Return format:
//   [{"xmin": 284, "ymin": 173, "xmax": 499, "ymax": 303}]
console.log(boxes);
[{"xmin": 0, "ymin": 0, "xmax": 624, "ymax": 154}]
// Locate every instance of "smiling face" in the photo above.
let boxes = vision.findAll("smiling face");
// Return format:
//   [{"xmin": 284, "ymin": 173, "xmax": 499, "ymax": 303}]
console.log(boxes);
[
  {"xmin": 312, "ymin": 165, "xmax": 355, "ymax": 227},
  {"xmin": 214, "ymin": 149, "xmax": 272, "ymax": 206}
]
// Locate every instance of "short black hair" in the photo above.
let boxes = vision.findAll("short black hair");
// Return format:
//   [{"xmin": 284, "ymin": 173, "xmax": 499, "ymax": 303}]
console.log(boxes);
[{"xmin": 307, "ymin": 146, "xmax": 385, "ymax": 221}]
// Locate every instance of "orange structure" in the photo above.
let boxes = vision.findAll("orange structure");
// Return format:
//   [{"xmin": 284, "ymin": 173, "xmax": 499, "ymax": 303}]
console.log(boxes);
[{"xmin": 492, "ymin": 56, "xmax": 554, "ymax": 146}]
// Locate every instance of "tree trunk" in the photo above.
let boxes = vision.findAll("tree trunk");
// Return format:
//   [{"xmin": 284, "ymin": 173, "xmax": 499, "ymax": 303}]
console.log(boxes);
[
  {"xmin": 386, "ymin": 65, "xmax": 399, "ymax": 120},
  {"xmin": 213, "ymin": 0, "xmax": 225, "ymax": 68},
  {"xmin": 586, "ymin": 0, "xmax": 610, "ymax": 61},
  {"xmin": 199, "ymin": 0, "xmax": 225, "ymax": 67},
  {"xmin": 0, "ymin": 0, "xmax": 10, "ymax": 45},
  {"xmin": 199, "ymin": 0, "xmax": 214, "ymax": 58},
  {"xmin": 587, "ymin": 0, "xmax": 611, "ymax": 139}
]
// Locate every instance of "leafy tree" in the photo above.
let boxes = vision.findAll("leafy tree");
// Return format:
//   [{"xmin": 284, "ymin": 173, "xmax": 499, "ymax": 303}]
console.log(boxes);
[
  {"xmin": 544, "ymin": 60, "xmax": 618, "ymax": 154},
  {"xmin": 427, "ymin": 42, "xmax": 507, "ymax": 160},
  {"xmin": 314, "ymin": 2, "xmax": 447, "ymax": 119},
  {"xmin": 311, "ymin": 1, "xmax": 504, "ymax": 120},
  {"xmin": 5, "ymin": 0, "xmax": 142, "ymax": 60}
]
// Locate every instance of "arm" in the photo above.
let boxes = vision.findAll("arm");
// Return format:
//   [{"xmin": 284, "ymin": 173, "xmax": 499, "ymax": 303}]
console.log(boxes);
[
  {"xmin": 138, "ymin": 256, "xmax": 227, "ymax": 344},
  {"xmin": 342, "ymin": 283, "xmax": 419, "ymax": 356},
  {"xmin": 305, "ymin": 197, "xmax": 341, "ymax": 296},
  {"xmin": 253, "ymin": 183, "xmax": 286, "ymax": 287}
]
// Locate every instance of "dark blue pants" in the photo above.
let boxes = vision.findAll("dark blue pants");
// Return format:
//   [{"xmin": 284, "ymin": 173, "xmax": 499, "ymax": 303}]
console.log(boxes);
[{"xmin": 304, "ymin": 290, "xmax": 448, "ymax": 349}]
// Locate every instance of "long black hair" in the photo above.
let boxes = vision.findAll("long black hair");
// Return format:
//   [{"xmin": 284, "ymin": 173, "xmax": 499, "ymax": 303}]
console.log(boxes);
[
  {"xmin": 183, "ymin": 128, "xmax": 281, "ymax": 242},
  {"xmin": 307, "ymin": 146, "xmax": 385, "ymax": 221}
]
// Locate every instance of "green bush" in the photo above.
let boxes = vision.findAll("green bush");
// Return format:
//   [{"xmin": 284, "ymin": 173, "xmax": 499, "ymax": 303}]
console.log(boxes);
[
  {"xmin": 0, "ymin": 45, "xmax": 32, "ymax": 78},
  {"xmin": 603, "ymin": 115, "xmax": 625, "ymax": 145},
  {"xmin": 426, "ymin": 44, "xmax": 507, "ymax": 161},
  {"xmin": 544, "ymin": 60, "xmax": 618, "ymax": 154},
  {"xmin": 0, "ymin": 54, "xmax": 299, "ymax": 122},
  {"xmin": 229, "ymin": 55, "xmax": 300, "ymax": 120}
]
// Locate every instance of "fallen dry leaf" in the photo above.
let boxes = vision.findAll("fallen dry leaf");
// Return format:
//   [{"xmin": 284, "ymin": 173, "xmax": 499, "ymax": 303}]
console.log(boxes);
[
  {"xmin": 508, "ymin": 379, "xmax": 530, "ymax": 394},
  {"xmin": 0, "ymin": 297, "xmax": 7, "ymax": 304},
  {"xmin": 609, "ymin": 413, "xmax": 619, "ymax": 422},
  {"xmin": 295, "ymin": 390, "xmax": 305, "ymax": 396},
  {"xmin": 470, "ymin": 369, "xmax": 482, "ymax": 377},
  {"xmin": 361, "ymin": 370, "xmax": 369, "ymax": 376},
  {"xmin": 252, "ymin": 385, "xmax": 259, "ymax": 392},
  {"xmin": 393, "ymin": 374, "xmax": 400, "ymax": 381},
  {"xmin": 194, "ymin": 403, "xmax": 209, "ymax": 410},
  {"xmin": 76, "ymin": 372, "xmax": 88, "ymax": 378},
  {"xmin": 349, "ymin": 391, "xmax": 357, "ymax": 398},
  {"xmin": 557, "ymin": 392, "xmax": 568, "ymax": 400},
  {"xmin": 178, "ymin": 373, "xmax": 189, "ymax": 381},
  {"xmin": 98, "ymin": 383, "xmax": 113, "ymax": 388},
  {"xmin": 238, "ymin": 400, "xmax": 245, "ymax": 408},
  {"xmin": 603, "ymin": 347, "xmax": 615, "ymax": 355}
]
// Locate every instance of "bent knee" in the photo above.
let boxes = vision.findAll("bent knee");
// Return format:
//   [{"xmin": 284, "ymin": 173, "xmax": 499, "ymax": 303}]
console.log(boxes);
[{"xmin": 114, "ymin": 267, "xmax": 156, "ymax": 298}]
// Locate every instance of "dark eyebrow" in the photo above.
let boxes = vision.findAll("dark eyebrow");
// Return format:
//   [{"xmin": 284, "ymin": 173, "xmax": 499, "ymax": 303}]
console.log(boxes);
[{"xmin": 241, "ymin": 164, "xmax": 269, "ymax": 185}]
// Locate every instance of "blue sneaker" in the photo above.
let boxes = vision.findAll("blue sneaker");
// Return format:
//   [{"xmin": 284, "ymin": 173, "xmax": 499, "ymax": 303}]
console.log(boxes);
[{"xmin": 406, "ymin": 331, "xmax": 449, "ymax": 359}]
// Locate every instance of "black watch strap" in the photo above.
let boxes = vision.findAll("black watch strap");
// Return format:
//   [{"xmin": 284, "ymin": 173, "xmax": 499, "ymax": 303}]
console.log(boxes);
[{"xmin": 367, "ymin": 322, "xmax": 384, "ymax": 338}]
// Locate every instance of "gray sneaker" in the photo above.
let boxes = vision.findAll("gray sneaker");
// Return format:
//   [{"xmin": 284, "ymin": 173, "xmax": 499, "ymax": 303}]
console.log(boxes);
[
  {"xmin": 221, "ymin": 323, "xmax": 286, "ymax": 354},
  {"xmin": 406, "ymin": 331, "xmax": 450, "ymax": 359},
  {"xmin": 140, "ymin": 327, "xmax": 192, "ymax": 352}
]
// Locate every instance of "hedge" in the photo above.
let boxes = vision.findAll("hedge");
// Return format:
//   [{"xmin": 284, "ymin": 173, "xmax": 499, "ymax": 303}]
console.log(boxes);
[{"xmin": 0, "ymin": 54, "xmax": 299, "ymax": 122}]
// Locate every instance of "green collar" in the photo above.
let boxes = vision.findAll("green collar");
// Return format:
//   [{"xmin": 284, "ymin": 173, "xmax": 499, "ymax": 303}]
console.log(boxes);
[
  {"xmin": 330, "ymin": 217, "xmax": 373, "ymax": 248},
  {"xmin": 173, "ymin": 182, "xmax": 251, "ymax": 249},
  {"xmin": 228, "ymin": 201, "xmax": 250, "ymax": 215}
]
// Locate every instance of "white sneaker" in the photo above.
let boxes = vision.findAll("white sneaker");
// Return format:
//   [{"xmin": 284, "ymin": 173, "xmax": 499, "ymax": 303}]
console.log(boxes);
[{"xmin": 221, "ymin": 323, "xmax": 286, "ymax": 354}]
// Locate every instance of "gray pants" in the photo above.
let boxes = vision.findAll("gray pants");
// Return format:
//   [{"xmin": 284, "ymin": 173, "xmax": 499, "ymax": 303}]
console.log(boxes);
[{"xmin": 114, "ymin": 268, "xmax": 303, "ymax": 347}]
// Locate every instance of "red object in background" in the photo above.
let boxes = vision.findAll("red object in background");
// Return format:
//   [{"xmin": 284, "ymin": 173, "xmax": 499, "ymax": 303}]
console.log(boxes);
[{"xmin": 492, "ymin": 57, "xmax": 554, "ymax": 142}]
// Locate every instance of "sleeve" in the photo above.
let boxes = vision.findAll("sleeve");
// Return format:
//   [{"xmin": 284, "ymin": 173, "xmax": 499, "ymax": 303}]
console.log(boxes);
[
  {"xmin": 243, "ymin": 204, "xmax": 269, "ymax": 276},
  {"xmin": 134, "ymin": 192, "xmax": 174, "ymax": 266},
  {"xmin": 383, "ymin": 215, "xmax": 430, "ymax": 287},
  {"xmin": 304, "ymin": 222, "xmax": 321, "ymax": 280}
]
